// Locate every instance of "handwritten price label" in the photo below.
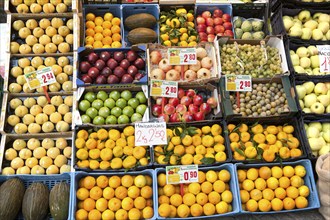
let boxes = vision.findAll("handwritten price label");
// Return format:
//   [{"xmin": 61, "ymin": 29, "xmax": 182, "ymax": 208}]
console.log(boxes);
[
  {"xmin": 168, "ymin": 48, "xmax": 197, "ymax": 65},
  {"xmin": 166, "ymin": 165, "xmax": 199, "ymax": 184},
  {"xmin": 317, "ymin": 45, "xmax": 330, "ymax": 73},
  {"xmin": 24, "ymin": 67, "xmax": 56, "ymax": 90},
  {"xmin": 135, "ymin": 122, "xmax": 167, "ymax": 146},
  {"xmin": 150, "ymin": 79, "xmax": 178, "ymax": 98},
  {"xmin": 225, "ymin": 74, "xmax": 252, "ymax": 92}
]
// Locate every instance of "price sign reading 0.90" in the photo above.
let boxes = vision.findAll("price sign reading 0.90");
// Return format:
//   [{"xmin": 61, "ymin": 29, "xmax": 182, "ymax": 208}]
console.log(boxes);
[
  {"xmin": 135, "ymin": 122, "xmax": 167, "ymax": 146},
  {"xmin": 168, "ymin": 48, "xmax": 197, "ymax": 65},
  {"xmin": 150, "ymin": 79, "xmax": 178, "ymax": 98},
  {"xmin": 166, "ymin": 165, "xmax": 199, "ymax": 185},
  {"xmin": 225, "ymin": 74, "xmax": 252, "ymax": 92},
  {"xmin": 24, "ymin": 67, "xmax": 56, "ymax": 90}
]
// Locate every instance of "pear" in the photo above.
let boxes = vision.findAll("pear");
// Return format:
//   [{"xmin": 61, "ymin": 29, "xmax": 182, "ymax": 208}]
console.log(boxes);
[
  {"xmin": 289, "ymin": 26, "xmax": 302, "ymax": 37},
  {"xmin": 298, "ymin": 10, "xmax": 311, "ymax": 22},
  {"xmin": 304, "ymin": 93, "xmax": 317, "ymax": 107},
  {"xmin": 300, "ymin": 57, "xmax": 311, "ymax": 68},
  {"xmin": 303, "ymin": 20, "xmax": 318, "ymax": 30},
  {"xmin": 291, "ymin": 54, "xmax": 300, "ymax": 66},
  {"xmin": 314, "ymin": 83, "xmax": 328, "ymax": 95},
  {"xmin": 318, "ymin": 22, "xmax": 330, "ymax": 34},
  {"xmin": 317, "ymin": 94, "xmax": 330, "ymax": 107},
  {"xmin": 318, "ymin": 14, "xmax": 330, "ymax": 23},
  {"xmin": 296, "ymin": 47, "xmax": 309, "ymax": 58},
  {"xmin": 296, "ymin": 85, "xmax": 307, "ymax": 99},
  {"xmin": 312, "ymin": 29, "xmax": 324, "ymax": 41},
  {"xmin": 301, "ymin": 28, "xmax": 312, "ymax": 40}
]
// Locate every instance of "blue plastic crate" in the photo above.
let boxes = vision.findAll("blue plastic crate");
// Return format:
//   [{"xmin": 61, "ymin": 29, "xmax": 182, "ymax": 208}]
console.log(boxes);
[
  {"xmin": 76, "ymin": 45, "xmax": 148, "ymax": 87},
  {"xmin": 71, "ymin": 170, "xmax": 157, "ymax": 220},
  {"xmin": 0, "ymin": 173, "xmax": 72, "ymax": 220},
  {"xmin": 235, "ymin": 159, "xmax": 320, "ymax": 214},
  {"xmin": 122, "ymin": 4, "xmax": 160, "ymax": 47},
  {"xmin": 154, "ymin": 163, "xmax": 240, "ymax": 219},
  {"xmin": 82, "ymin": 4, "xmax": 123, "ymax": 47}
]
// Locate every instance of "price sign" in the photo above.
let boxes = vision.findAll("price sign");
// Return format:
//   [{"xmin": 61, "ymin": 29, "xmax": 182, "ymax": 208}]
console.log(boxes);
[
  {"xmin": 168, "ymin": 48, "xmax": 197, "ymax": 65},
  {"xmin": 24, "ymin": 67, "xmax": 56, "ymax": 90},
  {"xmin": 150, "ymin": 79, "xmax": 178, "ymax": 98},
  {"xmin": 166, "ymin": 165, "xmax": 199, "ymax": 184},
  {"xmin": 316, "ymin": 45, "xmax": 330, "ymax": 73},
  {"xmin": 135, "ymin": 122, "xmax": 167, "ymax": 146},
  {"xmin": 225, "ymin": 74, "xmax": 252, "ymax": 92}
]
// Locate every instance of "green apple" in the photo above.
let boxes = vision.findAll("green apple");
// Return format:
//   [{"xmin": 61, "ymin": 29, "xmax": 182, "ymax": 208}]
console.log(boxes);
[
  {"xmin": 97, "ymin": 91, "xmax": 108, "ymax": 101},
  {"xmin": 312, "ymin": 29, "xmax": 324, "ymax": 41},
  {"xmin": 78, "ymin": 100, "xmax": 90, "ymax": 112},
  {"xmin": 135, "ymin": 91, "xmax": 147, "ymax": 103},
  {"xmin": 99, "ymin": 106, "xmax": 110, "ymax": 118},
  {"xmin": 131, "ymin": 113, "xmax": 142, "ymax": 123},
  {"xmin": 116, "ymin": 98, "xmax": 127, "ymax": 109},
  {"xmin": 136, "ymin": 104, "xmax": 147, "ymax": 116},
  {"xmin": 128, "ymin": 98, "xmax": 140, "ymax": 109},
  {"xmin": 109, "ymin": 91, "xmax": 121, "ymax": 101},
  {"xmin": 304, "ymin": 93, "xmax": 317, "ymax": 108},
  {"xmin": 111, "ymin": 107, "xmax": 122, "ymax": 117},
  {"xmin": 121, "ymin": 90, "xmax": 132, "ymax": 101},
  {"xmin": 81, "ymin": 114, "xmax": 91, "ymax": 123},
  {"xmin": 118, "ymin": 115, "xmax": 130, "ymax": 124},
  {"xmin": 86, "ymin": 107, "xmax": 98, "ymax": 119},
  {"xmin": 92, "ymin": 99, "xmax": 104, "ymax": 110},
  {"xmin": 84, "ymin": 92, "xmax": 96, "ymax": 103},
  {"xmin": 106, "ymin": 115, "xmax": 117, "ymax": 124},
  {"xmin": 298, "ymin": 10, "xmax": 311, "ymax": 22},
  {"xmin": 93, "ymin": 116, "xmax": 105, "ymax": 125},
  {"xmin": 104, "ymin": 98, "xmax": 116, "ymax": 109},
  {"xmin": 123, "ymin": 106, "xmax": 134, "ymax": 117}
]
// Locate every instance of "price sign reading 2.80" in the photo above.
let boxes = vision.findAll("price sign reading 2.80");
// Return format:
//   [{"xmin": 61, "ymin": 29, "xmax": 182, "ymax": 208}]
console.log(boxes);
[
  {"xmin": 168, "ymin": 48, "xmax": 197, "ymax": 65},
  {"xmin": 150, "ymin": 79, "xmax": 178, "ymax": 98},
  {"xmin": 135, "ymin": 122, "xmax": 167, "ymax": 146}
]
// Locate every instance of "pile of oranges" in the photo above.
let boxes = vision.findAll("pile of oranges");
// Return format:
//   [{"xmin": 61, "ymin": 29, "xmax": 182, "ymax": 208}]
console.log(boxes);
[
  {"xmin": 75, "ymin": 126, "xmax": 149, "ymax": 170},
  {"xmin": 85, "ymin": 12, "xmax": 122, "ymax": 48},
  {"xmin": 157, "ymin": 169, "xmax": 234, "ymax": 218},
  {"xmin": 154, "ymin": 124, "xmax": 228, "ymax": 166},
  {"xmin": 75, "ymin": 174, "xmax": 154, "ymax": 220},
  {"xmin": 238, "ymin": 165, "xmax": 309, "ymax": 212},
  {"xmin": 228, "ymin": 123, "xmax": 303, "ymax": 162}
]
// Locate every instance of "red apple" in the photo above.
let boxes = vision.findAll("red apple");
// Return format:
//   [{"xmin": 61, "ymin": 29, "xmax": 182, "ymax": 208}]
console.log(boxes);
[
  {"xmin": 213, "ymin": 17, "xmax": 223, "ymax": 25},
  {"xmin": 134, "ymin": 72, "xmax": 144, "ymax": 80},
  {"xmin": 180, "ymin": 96, "xmax": 192, "ymax": 106},
  {"xmin": 80, "ymin": 61, "xmax": 91, "ymax": 73},
  {"xmin": 213, "ymin": 9, "xmax": 223, "ymax": 18},
  {"xmin": 206, "ymin": 26, "xmax": 215, "ymax": 35},
  {"xmin": 81, "ymin": 74, "xmax": 92, "ymax": 83},
  {"xmin": 95, "ymin": 75, "xmax": 107, "ymax": 84},
  {"xmin": 202, "ymin": 11, "xmax": 212, "ymax": 19},
  {"xmin": 182, "ymin": 112, "xmax": 194, "ymax": 122},
  {"xmin": 134, "ymin": 58, "xmax": 145, "ymax": 70},
  {"xmin": 107, "ymin": 75, "xmax": 119, "ymax": 84},
  {"xmin": 224, "ymin": 30, "xmax": 234, "ymax": 37},
  {"xmin": 164, "ymin": 104, "xmax": 175, "ymax": 115},
  {"xmin": 196, "ymin": 16, "xmax": 206, "ymax": 24},
  {"xmin": 152, "ymin": 104, "xmax": 162, "ymax": 117},
  {"xmin": 87, "ymin": 67, "xmax": 99, "ymax": 79},
  {"xmin": 223, "ymin": 22, "xmax": 232, "ymax": 30},
  {"xmin": 169, "ymin": 112, "xmax": 181, "ymax": 122},
  {"xmin": 126, "ymin": 50, "xmax": 138, "ymax": 62},
  {"xmin": 178, "ymin": 88, "xmax": 185, "ymax": 99},
  {"xmin": 120, "ymin": 59, "xmax": 130, "ymax": 70},
  {"xmin": 207, "ymin": 97, "xmax": 218, "ymax": 108},
  {"xmin": 100, "ymin": 51, "xmax": 111, "ymax": 62},
  {"xmin": 107, "ymin": 58, "xmax": 118, "ymax": 70},
  {"xmin": 193, "ymin": 95, "xmax": 204, "ymax": 106},
  {"xmin": 113, "ymin": 51, "xmax": 125, "ymax": 62},
  {"xmin": 95, "ymin": 59, "xmax": 105, "ymax": 70},
  {"xmin": 158, "ymin": 113, "xmax": 169, "ymax": 122},
  {"xmin": 188, "ymin": 104, "xmax": 199, "ymax": 114},
  {"xmin": 208, "ymin": 34, "xmax": 215, "ymax": 42},
  {"xmin": 150, "ymin": 50, "xmax": 162, "ymax": 65},
  {"xmin": 215, "ymin": 25, "xmax": 225, "ymax": 34},
  {"xmin": 113, "ymin": 66, "xmax": 125, "ymax": 78},
  {"xmin": 200, "ymin": 103, "xmax": 211, "ymax": 114},
  {"xmin": 168, "ymin": 98, "xmax": 179, "ymax": 107},
  {"xmin": 186, "ymin": 89, "xmax": 196, "ymax": 97},
  {"xmin": 121, "ymin": 74, "xmax": 133, "ymax": 83},
  {"xmin": 100, "ymin": 67, "xmax": 112, "ymax": 77},
  {"xmin": 222, "ymin": 14, "xmax": 231, "ymax": 22},
  {"xmin": 206, "ymin": 17, "xmax": 214, "ymax": 26},
  {"xmin": 87, "ymin": 52, "xmax": 98, "ymax": 64},
  {"xmin": 127, "ymin": 65, "xmax": 138, "ymax": 76},
  {"xmin": 176, "ymin": 104, "xmax": 187, "ymax": 115},
  {"xmin": 199, "ymin": 32, "xmax": 208, "ymax": 41},
  {"xmin": 217, "ymin": 33, "xmax": 224, "ymax": 37},
  {"xmin": 197, "ymin": 24, "xmax": 207, "ymax": 33},
  {"xmin": 156, "ymin": 97, "xmax": 166, "ymax": 105},
  {"xmin": 193, "ymin": 111, "xmax": 205, "ymax": 121}
]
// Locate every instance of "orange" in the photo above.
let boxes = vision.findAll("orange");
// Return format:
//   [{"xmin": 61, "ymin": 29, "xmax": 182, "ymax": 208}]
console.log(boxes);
[
  {"xmin": 247, "ymin": 168, "xmax": 259, "ymax": 181},
  {"xmin": 298, "ymin": 185, "xmax": 310, "ymax": 197},
  {"xmin": 122, "ymin": 197, "xmax": 134, "ymax": 211},
  {"xmin": 189, "ymin": 182, "xmax": 201, "ymax": 195},
  {"xmin": 219, "ymin": 170, "xmax": 231, "ymax": 182},
  {"xmin": 163, "ymin": 184, "xmax": 176, "ymax": 197},
  {"xmin": 244, "ymin": 146, "xmax": 257, "ymax": 159},
  {"xmin": 250, "ymin": 189, "xmax": 262, "ymax": 201},
  {"xmin": 76, "ymin": 209, "xmax": 88, "ymax": 220},
  {"xmin": 213, "ymin": 180, "xmax": 226, "ymax": 193},
  {"xmin": 274, "ymin": 187, "xmax": 287, "ymax": 200},
  {"xmin": 291, "ymin": 148, "xmax": 302, "ymax": 157},
  {"xmin": 246, "ymin": 199, "xmax": 258, "ymax": 212},
  {"xmin": 94, "ymin": 17, "xmax": 104, "ymax": 26},
  {"xmin": 255, "ymin": 178, "xmax": 267, "ymax": 191},
  {"xmin": 158, "ymin": 203, "xmax": 171, "ymax": 217},
  {"xmin": 283, "ymin": 197, "xmax": 295, "ymax": 210},
  {"xmin": 196, "ymin": 192, "xmax": 208, "ymax": 206},
  {"xmin": 104, "ymin": 12, "xmax": 114, "ymax": 21},
  {"xmin": 142, "ymin": 206, "xmax": 154, "ymax": 219},
  {"xmin": 208, "ymin": 191, "xmax": 221, "ymax": 205},
  {"xmin": 115, "ymin": 186, "xmax": 128, "ymax": 200},
  {"xmin": 77, "ymin": 130, "xmax": 89, "ymax": 140},
  {"xmin": 271, "ymin": 198, "xmax": 283, "ymax": 211},
  {"xmin": 128, "ymin": 208, "xmax": 141, "ymax": 220},
  {"xmin": 266, "ymin": 125, "xmax": 279, "ymax": 135},
  {"xmin": 203, "ymin": 203, "xmax": 215, "ymax": 216},
  {"xmin": 96, "ymin": 198, "xmax": 108, "ymax": 212},
  {"xmin": 238, "ymin": 124, "xmax": 249, "ymax": 132},
  {"xmin": 253, "ymin": 133, "xmax": 266, "ymax": 144},
  {"xmin": 158, "ymin": 195, "xmax": 170, "ymax": 205},
  {"xmin": 85, "ymin": 28, "xmax": 95, "ymax": 37},
  {"xmin": 111, "ymin": 17, "xmax": 121, "ymax": 26},
  {"xmin": 221, "ymin": 190, "xmax": 233, "ymax": 203},
  {"xmin": 86, "ymin": 13, "xmax": 96, "ymax": 21},
  {"xmin": 103, "ymin": 187, "xmax": 115, "ymax": 200},
  {"xmin": 170, "ymin": 194, "xmax": 183, "ymax": 207},
  {"xmin": 251, "ymin": 124, "xmax": 263, "ymax": 134},
  {"xmin": 262, "ymin": 188, "xmax": 275, "ymax": 201},
  {"xmin": 258, "ymin": 198, "xmax": 271, "ymax": 212},
  {"xmin": 94, "ymin": 33, "xmax": 103, "ymax": 42},
  {"xmin": 279, "ymin": 147, "xmax": 291, "ymax": 159},
  {"xmin": 183, "ymin": 193, "xmax": 196, "ymax": 206},
  {"xmin": 108, "ymin": 198, "xmax": 121, "ymax": 212},
  {"xmin": 83, "ymin": 176, "xmax": 96, "ymax": 189},
  {"xmin": 271, "ymin": 166, "xmax": 283, "ymax": 178},
  {"xmin": 102, "ymin": 36, "xmax": 113, "ymax": 45},
  {"xmin": 93, "ymin": 41, "xmax": 103, "ymax": 49},
  {"xmin": 295, "ymin": 196, "xmax": 308, "ymax": 208},
  {"xmin": 263, "ymin": 149, "xmax": 275, "ymax": 162},
  {"xmin": 102, "ymin": 21, "xmax": 112, "ymax": 29},
  {"xmin": 90, "ymin": 186, "xmax": 103, "ymax": 200},
  {"xmin": 279, "ymin": 176, "xmax": 291, "ymax": 189},
  {"xmin": 83, "ymin": 198, "xmax": 96, "ymax": 211},
  {"xmin": 111, "ymin": 25, "xmax": 121, "ymax": 34},
  {"xmin": 177, "ymin": 204, "xmax": 190, "ymax": 218},
  {"xmin": 240, "ymin": 190, "xmax": 250, "ymax": 203},
  {"xmin": 240, "ymin": 132, "xmax": 251, "ymax": 143},
  {"xmin": 76, "ymin": 188, "xmax": 89, "ymax": 200},
  {"xmin": 102, "ymin": 210, "xmax": 115, "ymax": 220},
  {"xmin": 86, "ymin": 21, "xmax": 95, "ymax": 29},
  {"xmin": 191, "ymin": 203, "xmax": 203, "ymax": 217},
  {"xmin": 286, "ymin": 186, "xmax": 299, "ymax": 199},
  {"xmin": 229, "ymin": 132, "xmax": 239, "ymax": 142},
  {"xmin": 266, "ymin": 134, "xmax": 277, "ymax": 145},
  {"xmin": 290, "ymin": 175, "xmax": 303, "ymax": 188},
  {"xmin": 85, "ymin": 36, "xmax": 94, "ymax": 45},
  {"xmin": 266, "ymin": 177, "xmax": 279, "ymax": 190},
  {"xmin": 242, "ymin": 179, "xmax": 255, "ymax": 192},
  {"xmin": 237, "ymin": 170, "xmax": 247, "ymax": 182},
  {"xmin": 86, "ymin": 139, "xmax": 97, "ymax": 150},
  {"xmin": 115, "ymin": 209, "xmax": 128, "ymax": 220},
  {"xmin": 102, "ymin": 29, "xmax": 112, "ymax": 37}
]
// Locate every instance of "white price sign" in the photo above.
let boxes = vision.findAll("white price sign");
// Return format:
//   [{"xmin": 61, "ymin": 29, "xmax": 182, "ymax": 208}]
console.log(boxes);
[
  {"xmin": 317, "ymin": 45, "xmax": 330, "ymax": 73},
  {"xmin": 24, "ymin": 67, "xmax": 56, "ymax": 90},
  {"xmin": 225, "ymin": 75, "xmax": 252, "ymax": 92},
  {"xmin": 135, "ymin": 122, "xmax": 167, "ymax": 146},
  {"xmin": 166, "ymin": 165, "xmax": 199, "ymax": 184},
  {"xmin": 168, "ymin": 48, "xmax": 197, "ymax": 65},
  {"xmin": 150, "ymin": 79, "xmax": 178, "ymax": 98}
]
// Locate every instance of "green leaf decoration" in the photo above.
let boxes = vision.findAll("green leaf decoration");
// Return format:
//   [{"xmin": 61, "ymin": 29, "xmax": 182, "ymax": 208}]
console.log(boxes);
[
  {"xmin": 235, "ymin": 148, "xmax": 245, "ymax": 157},
  {"xmin": 201, "ymin": 157, "xmax": 215, "ymax": 165}
]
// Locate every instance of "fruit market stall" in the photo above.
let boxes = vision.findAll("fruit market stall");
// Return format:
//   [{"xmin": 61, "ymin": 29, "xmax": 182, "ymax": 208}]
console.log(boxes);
[{"xmin": 0, "ymin": 0, "xmax": 329, "ymax": 219}]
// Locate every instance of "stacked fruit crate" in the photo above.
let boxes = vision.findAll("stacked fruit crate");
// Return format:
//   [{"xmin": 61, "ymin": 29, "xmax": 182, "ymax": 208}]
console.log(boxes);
[{"xmin": 0, "ymin": 0, "xmax": 78, "ymax": 219}]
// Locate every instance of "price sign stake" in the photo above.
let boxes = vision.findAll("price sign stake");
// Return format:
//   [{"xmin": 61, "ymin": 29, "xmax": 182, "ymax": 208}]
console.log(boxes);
[
  {"xmin": 316, "ymin": 45, "xmax": 330, "ymax": 73},
  {"xmin": 168, "ymin": 48, "xmax": 197, "ymax": 65},
  {"xmin": 150, "ymin": 79, "xmax": 178, "ymax": 98},
  {"xmin": 225, "ymin": 74, "xmax": 252, "ymax": 92},
  {"xmin": 135, "ymin": 122, "xmax": 167, "ymax": 146},
  {"xmin": 166, "ymin": 165, "xmax": 199, "ymax": 185}
]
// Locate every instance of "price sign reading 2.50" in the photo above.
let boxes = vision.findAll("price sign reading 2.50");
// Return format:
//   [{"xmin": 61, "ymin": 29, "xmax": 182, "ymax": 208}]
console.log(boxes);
[{"xmin": 135, "ymin": 122, "xmax": 167, "ymax": 146}]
